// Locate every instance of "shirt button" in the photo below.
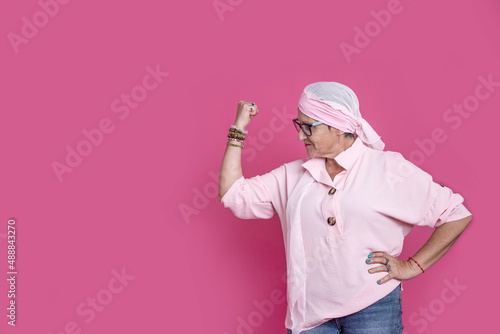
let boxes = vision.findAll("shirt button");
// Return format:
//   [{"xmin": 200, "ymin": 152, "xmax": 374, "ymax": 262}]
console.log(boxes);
[
  {"xmin": 328, "ymin": 188, "xmax": 336, "ymax": 195},
  {"xmin": 327, "ymin": 217, "xmax": 336, "ymax": 226}
]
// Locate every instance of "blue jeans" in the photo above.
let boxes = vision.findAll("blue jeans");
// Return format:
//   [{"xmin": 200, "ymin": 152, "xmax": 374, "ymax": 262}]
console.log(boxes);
[{"xmin": 287, "ymin": 285, "xmax": 403, "ymax": 334}]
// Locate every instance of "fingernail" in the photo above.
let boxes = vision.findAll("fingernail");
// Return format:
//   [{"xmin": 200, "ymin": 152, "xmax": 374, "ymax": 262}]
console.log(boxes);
[
  {"xmin": 366, "ymin": 259, "xmax": 371, "ymax": 263},
  {"xmin": 368, "ymin": 254, "xmax": 372, "ymax": 258},
  {"xmin": 377, "ymin": 280, "xmax": 381, "ymax": 284}
]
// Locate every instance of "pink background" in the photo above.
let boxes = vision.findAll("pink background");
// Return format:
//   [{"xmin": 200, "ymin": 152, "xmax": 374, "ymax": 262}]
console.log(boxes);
[{"xmin": 1, "ymin": 0, "xmax": 499, "ymax": 333}]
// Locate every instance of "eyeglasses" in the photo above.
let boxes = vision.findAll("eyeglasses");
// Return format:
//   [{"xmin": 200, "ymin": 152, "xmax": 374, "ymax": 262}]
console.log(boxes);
[{"xmin": 292, "ymin": 118, "xmax": 324, "ymax": 136}]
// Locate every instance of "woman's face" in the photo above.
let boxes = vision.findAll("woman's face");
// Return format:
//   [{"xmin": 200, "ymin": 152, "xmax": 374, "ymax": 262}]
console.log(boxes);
[{"xmin": 297, "ymin": 109, "xmax": 346, "ymax": 159}]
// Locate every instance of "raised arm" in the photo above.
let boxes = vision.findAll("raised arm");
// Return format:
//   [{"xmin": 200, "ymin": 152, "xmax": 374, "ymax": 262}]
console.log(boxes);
[{"xmin": 219, "ymin": 101, "xmax": 259, "ymax": 202}]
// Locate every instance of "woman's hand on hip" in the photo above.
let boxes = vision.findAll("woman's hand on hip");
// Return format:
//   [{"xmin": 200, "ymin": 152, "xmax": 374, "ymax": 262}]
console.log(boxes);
[{"xmin": 366, "ymin": 252, "xmax": 422, "ymax": 285}]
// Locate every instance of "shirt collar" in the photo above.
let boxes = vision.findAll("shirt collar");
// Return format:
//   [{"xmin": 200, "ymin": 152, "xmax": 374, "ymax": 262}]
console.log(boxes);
[{"xmin": 301, "ymin": 137, "xmax": 367, "ymax": 183}]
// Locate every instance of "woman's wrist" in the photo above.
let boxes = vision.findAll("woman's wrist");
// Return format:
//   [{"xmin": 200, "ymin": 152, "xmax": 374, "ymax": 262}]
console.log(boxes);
[
  {"xmin": 227, "ymin": 124, "xmax": 246, "ymax": 149},
  {"xmin": 232, "ymin": 122, "xmax": 247, "ymax": 131},
  {"xmin": 407, "ymin": 257, "xmax": 425, "ymax": 275}
]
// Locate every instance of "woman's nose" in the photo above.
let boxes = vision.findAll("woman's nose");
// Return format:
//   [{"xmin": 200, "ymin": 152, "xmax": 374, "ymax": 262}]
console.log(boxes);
[{"xmin": 298, "ymin": 129, "xmax": 307, "ymax": 141}]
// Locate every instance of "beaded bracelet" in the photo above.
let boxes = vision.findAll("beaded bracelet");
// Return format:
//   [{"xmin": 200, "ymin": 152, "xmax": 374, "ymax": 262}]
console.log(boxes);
[
  {"xmin": 228, "ymin": 137, "xmax": 244, "ymax": 143},
  {"xmin": 229, "ymin": 130, "xmax": 246, "ymax": 136},
  {"xmin": 230, "ymin": 124, "xmax": 248, "ymax": 135},
  {"xmin": 228, "ymin": 133, "xmax": 246, "ymax": 140},
  {"xmin": 408, "ymin": 257, "xmax": 425, "ymax": 274},
  {"xmin": 229, "ymin": 131, "xmax": 246, "ymax": 139},
  {"xmin": 227, "ymin": 142, "xmax": 243, "ymax": 149},
  {"xmin": 230, "ymin": 127, "xmax": 246, "ymax": 135}
]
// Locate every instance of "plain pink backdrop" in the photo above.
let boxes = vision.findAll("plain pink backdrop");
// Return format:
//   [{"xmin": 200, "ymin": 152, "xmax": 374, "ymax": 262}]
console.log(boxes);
[{"xmin": 1, "ymin": 0, "xmax": 499, "ymax": 333}]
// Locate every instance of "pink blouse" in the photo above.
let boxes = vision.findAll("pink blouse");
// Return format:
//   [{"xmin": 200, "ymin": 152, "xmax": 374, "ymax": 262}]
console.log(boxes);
[{"xmin": 220, "ymin": 137, "xmax": 471, "ymax": 334}]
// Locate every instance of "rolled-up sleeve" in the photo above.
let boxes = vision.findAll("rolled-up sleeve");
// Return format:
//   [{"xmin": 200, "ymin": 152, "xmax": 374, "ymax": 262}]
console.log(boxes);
[
  {"xmin": 221, "ymin": 159, "xmax": 300, "ymax": 219},
  {"xmin": 420, "ymin": 181, "xmax": 472, "ymax": 228},
  {"xmin": 220, "ymin": 175, "xmax": 276, "ymax": 219},
  {"xmin": 379, "ymin": 152, "xmax": 472, "ymax": 228}
]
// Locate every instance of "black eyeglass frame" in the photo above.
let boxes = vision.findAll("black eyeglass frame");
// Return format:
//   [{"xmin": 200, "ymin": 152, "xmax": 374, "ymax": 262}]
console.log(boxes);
[{"xmin": 292, "ymin": 118, "xmax": 324, "ymax": 136}]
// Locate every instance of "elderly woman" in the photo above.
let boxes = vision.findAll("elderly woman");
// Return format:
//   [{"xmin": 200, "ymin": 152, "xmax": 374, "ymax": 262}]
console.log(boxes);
[{"xmin": 218, "ymin": 82, "xmax": 472, "ymax": 334}]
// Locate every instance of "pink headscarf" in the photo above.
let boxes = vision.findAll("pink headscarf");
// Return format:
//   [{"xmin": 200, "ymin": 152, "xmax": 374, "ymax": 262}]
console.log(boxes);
[{"xmin": 298, "ymin": 82, "xmax": 385, "ymax": 150}]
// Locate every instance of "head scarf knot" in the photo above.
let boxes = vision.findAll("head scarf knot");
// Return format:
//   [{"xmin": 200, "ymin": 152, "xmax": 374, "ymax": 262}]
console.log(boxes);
[{"xmin": 297, "ymin": 82, "xmax": 384, "ymax": 150}]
